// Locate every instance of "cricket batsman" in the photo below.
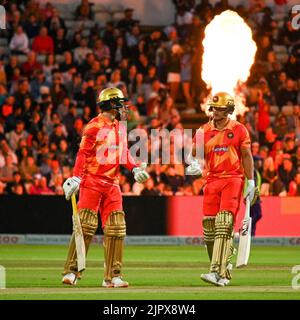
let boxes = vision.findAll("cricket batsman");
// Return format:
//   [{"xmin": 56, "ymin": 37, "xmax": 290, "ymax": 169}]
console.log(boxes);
[
  {"xmin": 186, "ymin": 92, "xmax": 257, "ymax": 286},
  {"xmin": 61, "ymin": 87, "xmax": 149, "ymax": 287}
]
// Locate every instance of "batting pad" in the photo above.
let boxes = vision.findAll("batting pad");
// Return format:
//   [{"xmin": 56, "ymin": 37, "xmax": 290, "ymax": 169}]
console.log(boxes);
[
  {"xmin": 63, "ymin": 209, "xmax": 98, "ymax": 276},
  {"xmin": 210, "ymin": 210, "xmax": 234, "ymax": 279},
  {"xmin": 103, "ymin": 211, "xmax": 126, "ymax": 281},
  {"xmin": 202, "ymin": 216, "xmax": 216, "ymax": 261}
]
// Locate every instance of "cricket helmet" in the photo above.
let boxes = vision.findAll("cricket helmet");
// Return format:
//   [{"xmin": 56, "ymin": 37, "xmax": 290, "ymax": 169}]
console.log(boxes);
[
  {"xmin": 208, "ymin": 92, "xmax": 235, "ymax": 113},
  {"xmin": 97, "ymin": 87, "xmax": 128, "ymax": 111}
]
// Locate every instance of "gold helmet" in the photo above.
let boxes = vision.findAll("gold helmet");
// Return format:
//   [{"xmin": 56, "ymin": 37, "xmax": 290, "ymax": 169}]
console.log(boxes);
[
  {"xmin": 97, "ymin": 87, "xmax": 128, "ymax": 111},
  {"xmin": 208, "ymin": 92, "xmax": 235, "ymax": 112}
]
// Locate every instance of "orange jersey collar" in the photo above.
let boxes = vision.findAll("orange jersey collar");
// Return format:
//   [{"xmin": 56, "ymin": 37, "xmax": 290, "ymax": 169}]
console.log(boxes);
[{"xmin": 207, "ymin": 119, "xmax": 237, "ymax": 131}]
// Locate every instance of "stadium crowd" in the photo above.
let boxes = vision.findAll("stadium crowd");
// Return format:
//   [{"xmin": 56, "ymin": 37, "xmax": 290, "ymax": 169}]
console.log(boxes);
[{"xmin": 0, "ymin": 0, "xmax": 299, "ymax": 196}]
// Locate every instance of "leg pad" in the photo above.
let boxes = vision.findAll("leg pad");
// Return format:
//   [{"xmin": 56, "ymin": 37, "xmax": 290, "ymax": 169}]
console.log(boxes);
[
  {"xmin": 210, "ymin": 210, "xmax": 234, "ymax": 278},
  {"xmin": 103, "ymin": 211, "xmax": 126, "ymax": 281},
  {"xmin": 63, "ymin": 209, "xmax": 98, "ymax": 276}
]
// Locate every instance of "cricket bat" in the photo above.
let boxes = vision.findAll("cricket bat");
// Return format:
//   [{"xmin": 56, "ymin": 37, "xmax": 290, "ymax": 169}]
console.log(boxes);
[
  {"xmin": 236, "ymin": 197, "xmax": 252, "ymax": 268},
  {"xmin": 71, "ymin": 194, "xmax": 86, "ymax": 272}
]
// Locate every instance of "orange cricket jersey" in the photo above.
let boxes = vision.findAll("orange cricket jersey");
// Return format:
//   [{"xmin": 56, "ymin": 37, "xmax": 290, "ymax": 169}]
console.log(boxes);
[
  {"xmin": 194, "ymin": 119, "xmax": 251, "ymax": 182},
  {"xmin": 73, "ymin": 114, "xmax": 136, "ymax": 185}
]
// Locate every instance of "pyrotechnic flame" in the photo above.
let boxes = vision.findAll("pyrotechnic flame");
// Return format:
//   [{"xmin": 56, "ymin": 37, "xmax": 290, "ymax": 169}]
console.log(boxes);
[{"xmin": 201, "ymin": 10, "xmax": 257, "ymax": 118}]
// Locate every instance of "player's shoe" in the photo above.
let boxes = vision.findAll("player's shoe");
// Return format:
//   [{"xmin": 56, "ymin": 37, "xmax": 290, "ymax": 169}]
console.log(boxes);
[
  {"xmin": 111, "ymin": 276, "xmax": 129, "ymax": 288},
  {"xmin": 102, "ymin": 280, "xmax": 114, "ymax": 288},
  {"xmin": 218, "ymin": 278, "xmax": 230, "ymax": 286},
  {"xmin": 62, "ymin": 273, "xmax": 77, "ymax": 285},
  {"xmin": 200, "ymin": 272, "xmax": 222, "ymax": 286}
]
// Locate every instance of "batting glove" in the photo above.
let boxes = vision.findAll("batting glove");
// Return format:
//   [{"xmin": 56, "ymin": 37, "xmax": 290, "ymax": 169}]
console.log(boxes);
[
  {"xmin": 244, "ymin": 179, "xmax": 258, "ymax": 205},
  {"xmin": 185, "ymin": 158, "xmax": 202, "ymax": 176},
  {"xmin": 133, "ymin": 163, "xmax": 150, "ymax": 184},
  {"xmin": 63, "ymin": 176, "xmax": 81, "ymax": 200}
]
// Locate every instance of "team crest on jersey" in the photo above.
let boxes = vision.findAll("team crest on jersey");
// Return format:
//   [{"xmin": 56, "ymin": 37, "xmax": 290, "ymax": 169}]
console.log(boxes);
[
  {"xmin": 227, "ymin": 132, "xmax": 234, "ymax": 139},
  {"xmin": 213, "ymin": 144, "xmax": 229, "ymax": 155}
]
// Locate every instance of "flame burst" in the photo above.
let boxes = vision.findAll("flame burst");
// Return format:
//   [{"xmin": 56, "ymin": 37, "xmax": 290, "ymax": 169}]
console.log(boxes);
[{"xmin": 201, "ymin": 10, "xmax": 257, "ymax": 117}]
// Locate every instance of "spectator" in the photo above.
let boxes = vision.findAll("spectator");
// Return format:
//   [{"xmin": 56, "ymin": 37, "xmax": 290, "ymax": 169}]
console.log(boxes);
[
  {"xmin": 9, "ymin": 25, "xmax": 30, "ymax": 55},
  {"xmin": 284, "ymin": 55, "xmax": 300, "ymax": 81},
  {"xmin": 4, "ymin": 55, "xmax": 18, "ymax": 83},
  {"xmin": 73, "ymin": 38, "xmax": 92, "ymax": 65},
  {"xmin": 180, "ymin": 41, "xmax": 193, "ymax": 111},
  {"xmin": 50, "ymin": 123, "xmax": 67, "ymax": 145},
  {"xmin": 0, "ymin": 181, "xmax": 7, "ymax": 195},
  {"xmin": 162, "ymin": 165, "xmax": 184, "ymax": 194},
  {"xmin": 28, "ymin": 174, "xmax": 42, "ymax": 194},
  {"xmin": 23, "ymin": 14, "xmax": 41, "ymax": 39},
  {"xmin": 121, "ymin": 182, "xmax": 135, "ymax": 195},
  {"xmin": 275, "ymin": 78, "xmax": 298, "ymax": 108},
  {"xmin": 11, "ymin": 183, "xmax": 25, "ymax": 195},
  {"xmin": 5, "ymin": 120, "xmax": 29, "ymax": 151},
  {"xmin": 21, "ymin": 51, "xmax": 42, "ymax": 78},
  {"xmin": 261, "ymin": 156, "xmax": 276, "ymax": 195},
  {"xmin": 93, "ymin": 38, "xmax": 110, "ymax": 61},
  {"xmin": 141, "ymin": 177, "xmax": 160, "ymax": 195},
  {"xmin": 167, "ymin": 44, "xmax": 183, "ymax": 102},
  {"xmin": 0, "ymin": 155, "xmax": 17, "ymax": 183},
  {"xmin": 59, "ymin": 51, "xmax": 77, "ymax": 74},
  {"xmin": 112, "ymin": 36, "xmax": 129, "ymax": 66},
  {"xmin": 273, "ymin": 114, "xmax": 289, "ymax": 140},
  {"xmin": 257, "ymin": 90, "xmax": 270, "ymax": 141},
  {"xmin": 75, "ymin": 0, "xmax": 94, "ymax": 20},
  {"xmin": 0, "ymin": 139, "xmax": 18, "ymax": 167},
  {"xmin": 6, "ymin": 171, "xmax": 26, "ymax": 195},
  {"xmin": 52, "ymin": 173, "xmax": 64, "ymax": 195},
  {"xmin": 43, "ymin": 54, "xmax": 59, "ymax": 81},
  {"xmin": 38, "ymin": 176, "xmax": 55, "ymax": 195},
  {"xmin": 117, "ymin": 8, "xmax": 139, "ymax": 32},
  {"xmin": 19, "ymin": 155, "xmax": 40, "ymax": 182},
  {"xmin": 81, "ymin": 105, "xmax": 92, "ymax": 124},
  {"xmin": 262, "ymin": 127, "xmax": 277, "ymax": 150},
  {"xmin": 288, "ymin": 173, "xmax": 300, "ymax": 196},
  {"xmin": 32, "ymin": 27, "xmax": 54, "ymax": 55},
  {"xmin": 22, "ymin": 0, "xmax": 44, "ymax": 23},
  {"xmin": 50, "ymin": 73, "xmax": 68, "ymax": 108},
  {"xmin": 44, "ymin": 8, "xmax": 67, "ymax": 38},
  {"xmin": 30, "ymin": 70, "xmax": 50, "ymax": 100},
  {"xmin": 56, "ymin": 139, "xmax": 73, "ymax": 168},
  {"xmin": 54, "ymin": 28, "xmax": 70, "ymax": 55},
  {"xmin": 278, "ymin": 154, "xmax": 297, "ymax": 192}
]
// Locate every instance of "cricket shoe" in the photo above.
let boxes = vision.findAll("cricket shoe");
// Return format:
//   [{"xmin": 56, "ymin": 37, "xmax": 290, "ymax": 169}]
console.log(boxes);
[
  {"xmin": 102, "ymin": 277, "xmax": 129, "ymax": 288},
  {"xmin": 62, "ymin": 273, "xmax": 77, "ymax": 285},
  {"xmin": 112, "ymin": 276, "xmax": 129, "ymax": 288},
  {"xmin": 102, "ymin": 280, "xmax": 114, "ymax": 288},
  {"xmin": 218, "ymin": 278, "xmax": 230, "ymax": 286},
  {"xmin": 200, "ymin": 272, "xmax": 223, "ymax": 286}
]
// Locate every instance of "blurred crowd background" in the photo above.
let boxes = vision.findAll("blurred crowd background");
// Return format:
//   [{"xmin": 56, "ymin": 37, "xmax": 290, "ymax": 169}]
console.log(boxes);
[{"xmin": 0, "ymin": 0, "xmax": 299, "ymax": 196}]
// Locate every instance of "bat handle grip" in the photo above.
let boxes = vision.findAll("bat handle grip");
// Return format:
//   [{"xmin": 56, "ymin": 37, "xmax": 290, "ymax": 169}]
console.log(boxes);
[
  {"xmin": 71, "ymin": 194, "xmax": 77, "ymax": 215},
  {"xmin": 245, "ymin": 197, "xmax": 251, "ymax": 219}
]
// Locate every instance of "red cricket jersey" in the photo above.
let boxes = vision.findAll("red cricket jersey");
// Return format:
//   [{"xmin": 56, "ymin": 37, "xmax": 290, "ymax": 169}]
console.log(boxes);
[
  {"xmin": 194, "ymin": 119, "xmax": 251, "ymax": 182},
  {"xmin": 73, "ymin": 114, "xmax": 137, "ymax": 185}
]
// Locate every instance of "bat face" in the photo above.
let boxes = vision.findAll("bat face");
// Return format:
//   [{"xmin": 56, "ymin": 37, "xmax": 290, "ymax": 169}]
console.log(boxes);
[
  {"xmin": 240, "ymin": 218, "xmax": 251, "ymax": 236},
  {"xmin": 236, "ymin": 217, "xmax": 252, "ymax": 268},
  {"xmin": 71, "ymin": 195, "xmax": 86, "ymax": 272}
]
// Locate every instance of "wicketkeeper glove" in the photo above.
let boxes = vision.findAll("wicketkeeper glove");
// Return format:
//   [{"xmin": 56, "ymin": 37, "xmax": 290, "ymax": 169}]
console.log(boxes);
[
  {"xmin": 132, "ymin": 163, "xmax": 150, "ymax": 184},
  {"xmin": 63, "ymin": 176, "xmax": 81, "ymax": 200},
  {"xmin": 243, "ymin": 179, "xmax": 259, "ymax": 206},
  {"xmin": 185, "ymin": 158, "xmax": 202, "ymax": 176}
]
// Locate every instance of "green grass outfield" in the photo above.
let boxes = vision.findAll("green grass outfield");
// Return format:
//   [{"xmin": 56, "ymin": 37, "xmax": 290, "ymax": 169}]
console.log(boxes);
[{"xmin": 0, "ymin": 245, "xmax": 299, "ymax": 300}]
